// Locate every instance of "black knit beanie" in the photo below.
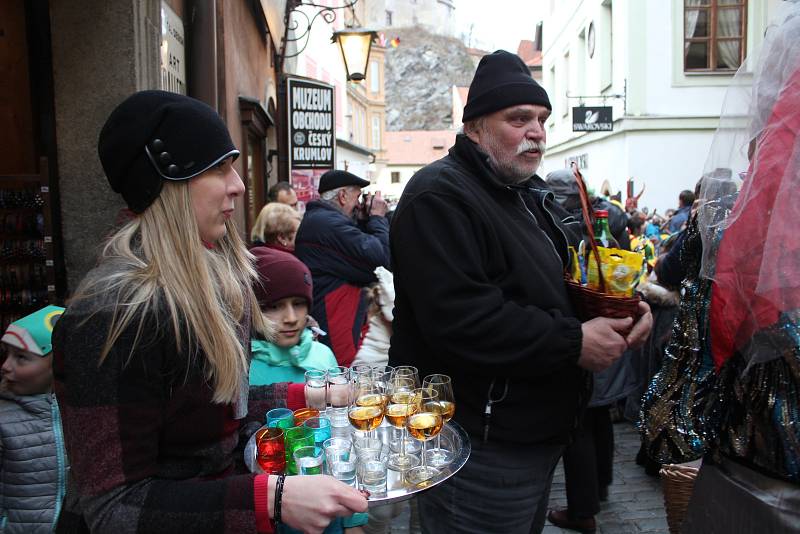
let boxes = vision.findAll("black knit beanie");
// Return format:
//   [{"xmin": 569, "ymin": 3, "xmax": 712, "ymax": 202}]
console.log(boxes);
[
  {"xmin": 98, "ymin": 90, "xmax": 239, "ymax": 213},
  {"xmin": 462, "ymin": 50, "xmax": 551, "ymax": 122}
]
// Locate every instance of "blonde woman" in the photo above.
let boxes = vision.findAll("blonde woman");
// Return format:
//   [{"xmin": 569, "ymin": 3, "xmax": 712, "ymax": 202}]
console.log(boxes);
[
  {"xmin": 251, "ymin": 202, "xmax": 302, "ymax": 251},
  {"xmin": 52, "ymin": 91, "xmax": 366, "ymax": 534}
]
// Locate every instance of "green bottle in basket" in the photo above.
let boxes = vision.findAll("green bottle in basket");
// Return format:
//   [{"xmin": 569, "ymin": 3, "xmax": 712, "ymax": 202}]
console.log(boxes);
[{"xmin": 593, "ymin": 210, "xmax": 619, "ymax": 249}]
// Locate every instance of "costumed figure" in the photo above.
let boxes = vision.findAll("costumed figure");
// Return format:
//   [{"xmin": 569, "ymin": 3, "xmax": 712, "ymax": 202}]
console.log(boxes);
[{"xmin": 642, "ymin": 4, "xmax": 800, "ymax": 530}]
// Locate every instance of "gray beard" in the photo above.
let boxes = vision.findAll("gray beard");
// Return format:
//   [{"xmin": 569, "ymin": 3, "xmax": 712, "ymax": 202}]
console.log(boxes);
[{"xmin": 487, "ymin": 155, "xmax": 539, "ymax": 185}]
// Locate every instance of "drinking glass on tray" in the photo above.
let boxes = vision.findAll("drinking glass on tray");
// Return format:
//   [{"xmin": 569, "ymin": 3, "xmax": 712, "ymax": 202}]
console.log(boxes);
[
  {"xmin": 422, "ymin": 374, "xmax": 456, "ymax": 467},
  {"xmin": 405, "ymin": 388, "xmax": 444, "ymax": 484},
  {"xmin": 349, "ymin": 380, "xmax": 385, "ymax": 438},
  {"xmin": 385, "ymin": 377, "xmax": 420, "ymax": 471}
]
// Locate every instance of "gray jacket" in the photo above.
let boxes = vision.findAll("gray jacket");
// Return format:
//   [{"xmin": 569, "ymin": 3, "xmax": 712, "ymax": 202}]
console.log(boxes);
[{"xmin": 0, "ymin": 390, "xmax": 68, "ymax": 533}]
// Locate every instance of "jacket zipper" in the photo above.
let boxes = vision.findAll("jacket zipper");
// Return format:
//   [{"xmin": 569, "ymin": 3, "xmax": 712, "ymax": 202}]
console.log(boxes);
[
  {"xmin": 515, "ymin": 191, "xmax": 562, "ymax": 266},
  {"xmin": 534, "ymin": 188, "xmax": 572, "ymax": 262},
  {"xmin": 50, "ymin": 393, "xmax": 67, "ymax": 531}
]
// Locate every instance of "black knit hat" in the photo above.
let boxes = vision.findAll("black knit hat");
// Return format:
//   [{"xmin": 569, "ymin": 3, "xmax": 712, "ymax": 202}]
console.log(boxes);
[
  {"xmin": 98, "ymin": 90, "xmax": 239, "ymax": 213},
  {"xmin": 318, "ymin": 170, "xmax": 370, "ymax": 194},
  {"xmin": 462, "ymin": 50, "xmax": 551, "ymax": 122}
]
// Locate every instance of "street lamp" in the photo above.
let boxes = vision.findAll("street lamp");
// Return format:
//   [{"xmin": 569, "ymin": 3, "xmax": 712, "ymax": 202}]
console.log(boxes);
[
  {"xmin": 332, "ymin": 29, "xmax": 378, "ymax": 82},
  {"xmin": 277, "ymin": 0, "xmax": 378, "ymax": 82}
]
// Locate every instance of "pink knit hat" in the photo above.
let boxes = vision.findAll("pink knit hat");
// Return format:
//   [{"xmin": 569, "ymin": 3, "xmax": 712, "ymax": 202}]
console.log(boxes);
[{"xmin": 251, "ymin": 247, "xmax": 313, "ymax": 309}]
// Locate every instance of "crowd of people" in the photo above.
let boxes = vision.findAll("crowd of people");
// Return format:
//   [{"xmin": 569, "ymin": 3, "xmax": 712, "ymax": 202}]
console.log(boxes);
[{"xmin": 1, "ymin": 4, "xmax": 799, "ymax": 533}]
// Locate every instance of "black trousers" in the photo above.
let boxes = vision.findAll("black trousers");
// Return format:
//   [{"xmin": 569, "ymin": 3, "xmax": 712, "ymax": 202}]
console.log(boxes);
[
  {"xmin": 561, "ymin": 405, "xmax": 614, "ymax": 518},
  {"xmin": 418, "ymin": 436, "xmax": 564, "ymax": 534}
]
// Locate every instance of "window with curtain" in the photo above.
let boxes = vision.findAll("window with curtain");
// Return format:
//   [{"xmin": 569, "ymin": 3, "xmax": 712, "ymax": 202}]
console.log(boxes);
[{"xmin": 684, "ymin": 0, "xmax": 746, "ymax": 72}]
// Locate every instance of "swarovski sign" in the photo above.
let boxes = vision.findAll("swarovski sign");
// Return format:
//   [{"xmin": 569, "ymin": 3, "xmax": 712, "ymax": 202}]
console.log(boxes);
[{"xmin": 572, "ymin": 106, "xmax": 613, "ymax": 132}]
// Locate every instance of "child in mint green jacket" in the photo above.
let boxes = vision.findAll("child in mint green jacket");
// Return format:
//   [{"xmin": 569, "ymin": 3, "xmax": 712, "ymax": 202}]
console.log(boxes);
[
  {"xmin": 249, "ymin": 246, "xmax": 366, "ymax": 534},
  {"xmin": 249, "ymin": 247, "xmax": 337, "ymax": 385}
]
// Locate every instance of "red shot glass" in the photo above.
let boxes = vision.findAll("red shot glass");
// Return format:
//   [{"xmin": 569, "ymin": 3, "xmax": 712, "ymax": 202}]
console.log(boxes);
[{"xmin": 256, "ymin": 427, "xmax": 286, "ymax": 474}]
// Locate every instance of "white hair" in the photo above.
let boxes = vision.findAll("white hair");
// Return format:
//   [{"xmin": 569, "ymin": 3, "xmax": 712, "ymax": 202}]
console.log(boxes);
[{"xmin": 321, "ymin": 186, "xmax": 347, "ymax": 201}]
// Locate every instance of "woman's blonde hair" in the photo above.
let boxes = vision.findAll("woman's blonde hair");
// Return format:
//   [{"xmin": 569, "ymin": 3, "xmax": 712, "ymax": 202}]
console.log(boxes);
[
  {"xmin": 250, "ymin": 202, "xmax": 301, "ymax": 245},
  {"xmin": 71, "ymin": 181, "xmax": 271, "ymax": 404}
]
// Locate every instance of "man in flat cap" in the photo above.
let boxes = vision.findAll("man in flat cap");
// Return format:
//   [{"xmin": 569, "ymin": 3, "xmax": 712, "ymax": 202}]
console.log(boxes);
[
  {"xmin": 389, "ymin": 50, "xmax": 653, "ymax": 533},
  {"xmin": 294, "ymin": 170, "xmax": 390, "ymax": 366}
]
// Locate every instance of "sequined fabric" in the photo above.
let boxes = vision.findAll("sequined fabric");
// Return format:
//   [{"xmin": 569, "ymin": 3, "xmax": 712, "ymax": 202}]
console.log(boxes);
[
  {"xmin": 640, "ymin": 215, "xmax": 800, "ymax": 482},
  {"xmin": 640, "ymin": 218, "xmax": 719, "ymax": 464},
  {"xmin": 714, "ymin": 315, "xmax": 800, "ymax": 482}
]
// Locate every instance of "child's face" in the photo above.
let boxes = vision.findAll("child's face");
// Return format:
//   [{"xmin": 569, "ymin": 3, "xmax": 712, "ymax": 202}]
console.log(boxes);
[
  {"xmin": 0, "ymin": 345, "xmax": 53, "ymax": 396},
  {"xmin": 263, "ymin": 296, "xmax": 309, "ymax": 348}
]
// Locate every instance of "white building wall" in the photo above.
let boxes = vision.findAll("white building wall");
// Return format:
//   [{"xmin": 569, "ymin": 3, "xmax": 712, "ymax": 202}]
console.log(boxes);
[
  {"xmin": 337, "ymin": 145, "xmax": 372, "ymax": 179},
  {"xmin": 541, "ymin": 0, "xmax": 779, "ymax": 213},
  {"xmin": 374, "ymin": 164, "xmax": 420, "ymax": 200}
]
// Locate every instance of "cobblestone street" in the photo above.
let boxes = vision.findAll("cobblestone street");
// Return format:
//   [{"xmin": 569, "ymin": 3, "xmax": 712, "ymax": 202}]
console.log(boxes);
[
  {"xmin": 545, "ymin": 422, "xmax": 669, "ymax": 534},
  {"xmin": 391, "ymin": 421, "xmax": 668, "ymax": 533}
]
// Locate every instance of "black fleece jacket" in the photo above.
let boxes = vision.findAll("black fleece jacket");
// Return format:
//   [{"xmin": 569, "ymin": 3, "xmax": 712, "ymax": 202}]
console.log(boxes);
[{"xmin": 389, "ymin": 134, "xmax": 589, "ymax": 445}]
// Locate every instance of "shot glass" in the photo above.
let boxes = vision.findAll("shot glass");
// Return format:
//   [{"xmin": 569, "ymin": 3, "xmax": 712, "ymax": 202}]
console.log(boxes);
[
  {"xmin": 293, "ymin": 407, "xmax": 320, "ymax": 427},
  {"xmin": 304, "ymin": 416, "xmax": 332, "ymax": 446},
  {"xmin": 357, "ymin": 458, "xmax": 388, "ymax": 496},
  {"xmin": 266, "ymin": 408, "xmax": 294, "ymax": 429},
  {"xmin": 330, "ymin": 456, "xmax": 357, "ymax": 487},
  {"xmin": 304, "ymin": 370, "xmax": 327, "ymax": 411},
  {"xmin": 255, "ymin": 427, "xmax": 285, "ymax": 474},
  {"xmin": 293, "ymin": 445, "xmax": 325, "ymax": 475},
  {"xmin": 329, "ymin": 411, "xmax": 353, "ymax": 439},
  {"xmin": 327, "ymin": 366, "xmax": 352, "ymax": 406},
  {"xmin": 284, "ymin": 426, "xmax": 315, "ymax": 475},
  {"xmin": 323, "ymin": 437, "xmax": 353, "ymax": 467},
  {"xmin": 353, "ymin": 436, "xmax": 383, "ymax": 462}
]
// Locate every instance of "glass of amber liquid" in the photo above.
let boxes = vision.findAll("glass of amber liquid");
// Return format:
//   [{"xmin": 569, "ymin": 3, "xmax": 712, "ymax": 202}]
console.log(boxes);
[
  {"xmin": 422, "ymin": 374, "xmax": 456, "ymax": 467},
  {"xmin": 386, "ymin": 378, "xmax": 420, "ymax": 471},
  {"xmin": 405, "ymin": 388, "xmax": 444, "ymax": 484},
  {"xmin": 348, "ymin": 380, "xmax": 385, "ymax": 437}
]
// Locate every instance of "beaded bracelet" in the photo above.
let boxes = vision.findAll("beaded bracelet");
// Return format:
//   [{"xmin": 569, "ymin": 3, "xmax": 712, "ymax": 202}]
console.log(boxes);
[{"xmin": 273, "ymin": 474, "xmax": 287, "ymax": 524}]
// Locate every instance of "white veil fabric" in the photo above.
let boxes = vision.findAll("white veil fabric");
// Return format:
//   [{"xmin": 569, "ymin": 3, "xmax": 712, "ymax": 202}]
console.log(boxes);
[{"xmin": 699, "ymin": 1, "xmax": 800, "ymax": 369}]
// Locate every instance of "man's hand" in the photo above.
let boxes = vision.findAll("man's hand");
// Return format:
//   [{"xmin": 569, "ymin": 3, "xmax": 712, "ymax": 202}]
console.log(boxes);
[
  {"xmin": 279, "ymin": 475, "xmax": 368, "ymax": 534},
  {"xmin": 577, "ymin": 317, "xmax": 631, "ymax": 372},
  {"xmin": 369, "ymin": 191, "xmax": 388, "ymax": 217},
  {"xmin": 626, "ymin": 301, "xmax": 653, "ymax": 350}
]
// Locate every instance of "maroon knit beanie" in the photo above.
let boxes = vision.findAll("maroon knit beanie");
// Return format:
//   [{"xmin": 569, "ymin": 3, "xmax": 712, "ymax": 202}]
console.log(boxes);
[{"xmin": 251, "ymin": 247, "xmax": 313, "ymax": 309}]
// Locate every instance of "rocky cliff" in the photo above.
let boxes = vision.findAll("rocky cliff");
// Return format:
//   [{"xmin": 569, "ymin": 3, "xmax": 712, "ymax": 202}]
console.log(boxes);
[{"xmin": 384, "ymin": 27, "xmax": 475, "ymax": 131}]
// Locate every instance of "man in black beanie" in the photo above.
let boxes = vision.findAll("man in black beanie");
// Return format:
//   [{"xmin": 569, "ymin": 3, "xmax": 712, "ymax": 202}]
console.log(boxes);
[{"xmin": 388, "ymin": 50, "xmax": 653, "ymax": 533}]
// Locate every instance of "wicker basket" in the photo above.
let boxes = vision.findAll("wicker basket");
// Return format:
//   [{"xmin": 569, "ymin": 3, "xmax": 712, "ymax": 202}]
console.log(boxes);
[
  {"xmin": 565, "ymin": 163, "xmax": 641, "ymax": 321},
  {"xmin": 566, "ymin": 278, "xmax": 641, "ymax": 321},
  {"xmin": 659, "ymin": 464, "xmax": 699, "ymax": 534}
]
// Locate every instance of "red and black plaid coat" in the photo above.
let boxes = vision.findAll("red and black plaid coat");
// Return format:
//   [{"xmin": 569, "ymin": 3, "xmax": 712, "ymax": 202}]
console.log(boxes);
[{"xmin": 52, "ymin": 280, "xmax": 305, "ymax": 533}]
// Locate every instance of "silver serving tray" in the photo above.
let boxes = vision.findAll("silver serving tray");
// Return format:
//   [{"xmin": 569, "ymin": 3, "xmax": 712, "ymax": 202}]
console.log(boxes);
[{"xmin": 244, "ymin": 420, "xmax": 471, "ymax": 506}]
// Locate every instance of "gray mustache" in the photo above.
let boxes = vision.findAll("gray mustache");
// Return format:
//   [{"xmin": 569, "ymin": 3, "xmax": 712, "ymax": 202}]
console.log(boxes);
[{"xmin": 516, "ymin": 140, "xmax": 546, "ymax": 155}]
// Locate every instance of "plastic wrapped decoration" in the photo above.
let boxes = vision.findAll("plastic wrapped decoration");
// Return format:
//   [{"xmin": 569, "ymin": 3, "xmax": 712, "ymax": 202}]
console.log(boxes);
[
  {"xmin": 701, "ymin": 2, "xmax": 800, "ymax": 482},
  {"xmin": 702, "ymin": 3, "xmax": 800, "ymax": 370},
  {"xmin": 642, "ymin": 3, "xmax": 800, "ymax": 480}
]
